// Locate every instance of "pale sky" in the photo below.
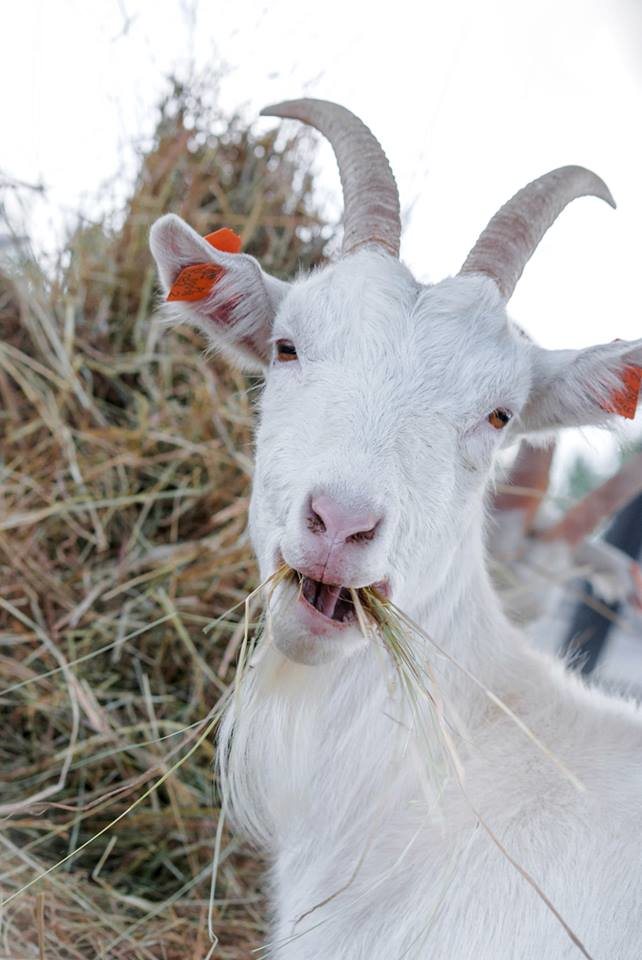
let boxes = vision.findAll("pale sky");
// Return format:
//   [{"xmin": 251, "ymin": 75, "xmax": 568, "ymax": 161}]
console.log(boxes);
[{"xmin": 3, "ymin": 0, "xmax": 642, "ymax": 483}]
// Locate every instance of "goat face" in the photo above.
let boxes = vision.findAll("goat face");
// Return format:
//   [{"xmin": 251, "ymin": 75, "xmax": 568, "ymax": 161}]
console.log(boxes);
[
  {"xmin": 250, "ymin": 256, "xmax": 533, "ymax": 664},
  {"xmin": 150, "ymin": 99, "xmax": 642, "ymax": 665}
]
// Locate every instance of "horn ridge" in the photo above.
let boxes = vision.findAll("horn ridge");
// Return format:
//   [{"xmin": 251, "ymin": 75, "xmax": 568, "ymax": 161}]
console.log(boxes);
[
  {"xmin": 460, "ymin": 165, "xmax": 615, "ymax": 300},
  {"xmin": 260, "ymin": 98, "xmax": 401, "ymax": 258}
]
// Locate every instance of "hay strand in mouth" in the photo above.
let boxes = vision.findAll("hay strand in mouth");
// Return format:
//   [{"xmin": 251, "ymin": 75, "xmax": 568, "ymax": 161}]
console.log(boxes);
[
  {"xmin": 386, "ymin": 600, "xmax": 584, "ymax": 793},
  {"xmin": 354, "ymin": 588, "xmax": 466, "ymax": 797}
]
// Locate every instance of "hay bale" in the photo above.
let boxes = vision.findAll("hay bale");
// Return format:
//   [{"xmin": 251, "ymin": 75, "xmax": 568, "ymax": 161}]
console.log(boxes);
[{"xmin": 0, "ymin": 76, "xmax": 329, "ymax": 957}]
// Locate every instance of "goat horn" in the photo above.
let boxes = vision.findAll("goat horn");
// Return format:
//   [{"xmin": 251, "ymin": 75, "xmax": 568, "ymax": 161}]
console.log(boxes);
[
  {"xmin": 260, "ymin": 98, "xmax": 401, "ymax": 258},
  {"xmin": 460, "ymin": 166, "xmax": 615, "ymax": 300}
]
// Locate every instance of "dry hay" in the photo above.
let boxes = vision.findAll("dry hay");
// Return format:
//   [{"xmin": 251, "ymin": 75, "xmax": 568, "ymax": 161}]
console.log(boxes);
[{"xmin": 0, "ymin": 77, "xmax": 329, "ymax": 959}]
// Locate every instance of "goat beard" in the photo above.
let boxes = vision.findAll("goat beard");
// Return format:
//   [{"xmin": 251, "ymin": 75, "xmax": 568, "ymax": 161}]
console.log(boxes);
[{"xmin": 216, "ymin": 625, "xmax": 390, "ymax": 853}]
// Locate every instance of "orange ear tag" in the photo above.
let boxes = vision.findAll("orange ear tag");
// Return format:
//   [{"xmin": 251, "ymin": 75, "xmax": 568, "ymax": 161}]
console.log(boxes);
[
  {"xmin": 167, "ymin": 263, "xmax": 224, "ymax": 302},
  {"xmin": 602, "ymin": 365, "xmax": 642, "ymax": 420},
  {"xmin": 203, "ymin": 227, "xmax": 242, "ymax": 254}
]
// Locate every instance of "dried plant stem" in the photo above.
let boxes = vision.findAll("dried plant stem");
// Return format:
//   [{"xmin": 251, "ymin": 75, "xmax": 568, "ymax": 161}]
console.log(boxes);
[
  {"xmin": 1, "ymin": 704, "xmax": 225, "ymax": 909},
  {"xmin": 387, "ymin": 601, "xmax": 584, "ymax": 792}
]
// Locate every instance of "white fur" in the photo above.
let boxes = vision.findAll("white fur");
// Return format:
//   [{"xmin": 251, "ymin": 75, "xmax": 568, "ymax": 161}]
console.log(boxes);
[{"xmin": 150, "ymin": 226, "xmax": 642, "ymax": 958}]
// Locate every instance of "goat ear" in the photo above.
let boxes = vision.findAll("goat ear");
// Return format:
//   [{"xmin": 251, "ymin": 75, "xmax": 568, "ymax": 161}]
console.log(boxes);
[
  {"xmin": 149, "ymin": 214, "xmax": 289, "ymax": 371},
  {"xmin": 519, "ymin": 338, "xmax": 642, "ymax": 434}
]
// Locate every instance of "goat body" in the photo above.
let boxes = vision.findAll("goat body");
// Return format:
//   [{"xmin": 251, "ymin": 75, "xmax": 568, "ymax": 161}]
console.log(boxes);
[
  {"xmin": 150, "ymin": 99, "xmax": 642, "ymax": 958},
  {"xmin": 222, "ymin": 520, "xmax": 642, "ymax": 959}
]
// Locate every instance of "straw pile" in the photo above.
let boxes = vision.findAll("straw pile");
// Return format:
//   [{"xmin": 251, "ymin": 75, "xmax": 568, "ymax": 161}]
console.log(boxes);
[{"xmin": 0, "ymin": 77, "xmax": 329, "ymax": 958}]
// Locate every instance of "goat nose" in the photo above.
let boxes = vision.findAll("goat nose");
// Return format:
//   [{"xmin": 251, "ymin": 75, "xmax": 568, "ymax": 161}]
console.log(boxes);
[{"xmin": 308, "ymin": 494, "xmax": 381, "ymax": 544}]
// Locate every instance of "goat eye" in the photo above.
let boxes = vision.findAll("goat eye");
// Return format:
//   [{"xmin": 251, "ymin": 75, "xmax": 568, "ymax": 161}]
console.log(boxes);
[
  {"xmin": 275, "ymin": 339, "xmax": 298, "ymax": 363},
  {"xmin": 488, "ymin": 407, "xmax": 513, "ymax": 430}
]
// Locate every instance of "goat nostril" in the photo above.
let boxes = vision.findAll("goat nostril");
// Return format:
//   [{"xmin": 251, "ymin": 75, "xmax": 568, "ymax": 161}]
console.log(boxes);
[
  {"xmin": 346, "ymin": 523, "xmax": 378, "ymax": 544},
  {"xmin": 308, "ymin": 494, "xmax": 382, "ymax": 545},
  {"xmin": 307, "ymin": 508, "xmax": 327, "ymax": 535}
]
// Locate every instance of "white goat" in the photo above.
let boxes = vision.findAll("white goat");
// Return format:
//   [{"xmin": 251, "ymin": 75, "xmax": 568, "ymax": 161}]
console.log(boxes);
[
  {"xmin": 491, "ymin": 442, "xmax": 642, "ymax": 626},
  {"xmin": 150, "ymin": 100, "xmax": 642, "ymax": 960}
]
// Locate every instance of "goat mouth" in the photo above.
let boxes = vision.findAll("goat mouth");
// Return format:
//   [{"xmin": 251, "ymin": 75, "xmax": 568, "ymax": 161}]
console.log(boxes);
[
  {"xmin": 292, "ymin": 571, "xmax": 389, "ymax": 626},
  {"xmin": 300, "ymin": 577, "xmax": 356, "ymax": 624}
]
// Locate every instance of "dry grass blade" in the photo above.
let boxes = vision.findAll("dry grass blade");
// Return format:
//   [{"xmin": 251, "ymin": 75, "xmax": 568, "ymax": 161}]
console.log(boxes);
[
  {"xmin": 0, "ymin": 73, "xmax": 329, "ymax": 958},
  {"xmin": 386, "ymin": 600, "xmax": 584, "ymax": 792},
  {"xmin": 1, "ymin": 702, "xmax": 224, "ymax": 908}
]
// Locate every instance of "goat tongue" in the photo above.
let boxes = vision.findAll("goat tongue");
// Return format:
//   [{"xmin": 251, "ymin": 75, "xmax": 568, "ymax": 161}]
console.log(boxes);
[
  {"xmin": 302, "ymin": 577, "xmax": 343, "ymax": 619},
  {"xmin": 315, "ymin": 582, "xmax": 343, "ymax": 619}
]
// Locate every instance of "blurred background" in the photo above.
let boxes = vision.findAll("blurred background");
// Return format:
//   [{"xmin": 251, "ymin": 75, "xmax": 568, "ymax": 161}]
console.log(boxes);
[{"xmin": 1, "ymin": 1, "xmax": 641, "ymax": 957}]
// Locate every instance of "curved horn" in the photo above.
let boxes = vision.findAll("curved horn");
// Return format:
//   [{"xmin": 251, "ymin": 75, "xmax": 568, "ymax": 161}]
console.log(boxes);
[
  {"xmin": 260, "ymin": 98, "xmax": 401, "ymax": 258},
  {"xmin": 460, "ymin": 166, "xmax": 615, "ymax": 300}
]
